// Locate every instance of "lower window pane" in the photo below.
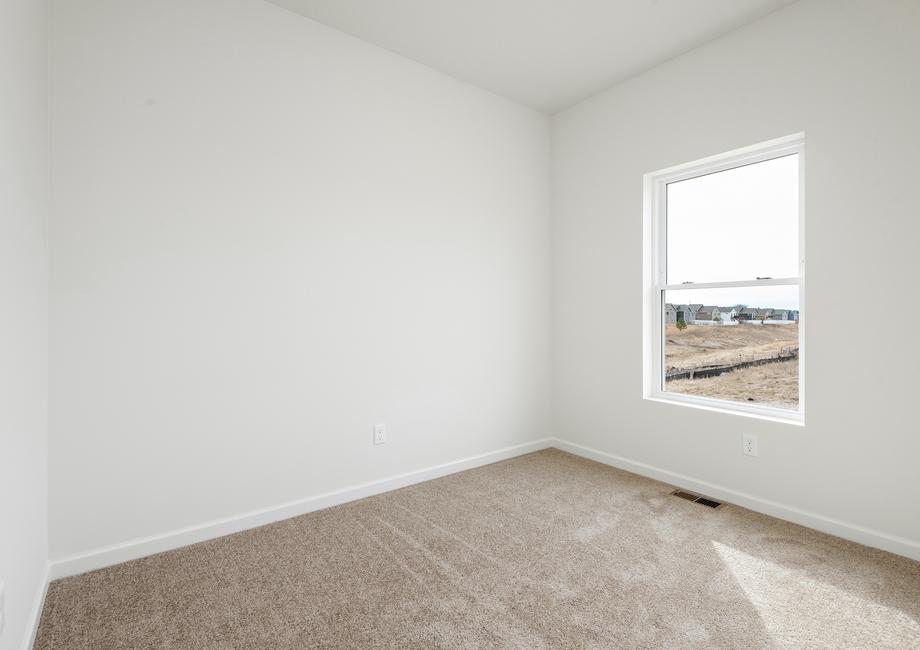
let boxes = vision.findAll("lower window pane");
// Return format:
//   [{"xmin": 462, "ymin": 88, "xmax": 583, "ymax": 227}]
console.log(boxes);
[{"xmin": 663, "ymin": 286, "xmax": 800, "ymax": 410}]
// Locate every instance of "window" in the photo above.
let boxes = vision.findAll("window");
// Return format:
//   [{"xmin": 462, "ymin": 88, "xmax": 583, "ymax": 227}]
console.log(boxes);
[{"xmin": 643, "ymin": 134, "xmax": 804, "ymax": 423}]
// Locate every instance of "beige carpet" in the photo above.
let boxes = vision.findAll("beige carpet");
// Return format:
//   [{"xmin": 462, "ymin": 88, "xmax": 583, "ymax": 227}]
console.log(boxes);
[{"xmin": 35, "ymin": 449, "xmax": 920, "ymax": 649}]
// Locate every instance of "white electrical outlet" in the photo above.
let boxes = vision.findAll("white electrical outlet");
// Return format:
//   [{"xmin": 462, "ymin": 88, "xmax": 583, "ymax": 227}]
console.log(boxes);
[
  {"xmin": 742, "ymin": 433, "xmax": 758, "ymax": 457},
  {"xmin": 373, "ymin": 423, "xmax": 387, "ymax": 445}
]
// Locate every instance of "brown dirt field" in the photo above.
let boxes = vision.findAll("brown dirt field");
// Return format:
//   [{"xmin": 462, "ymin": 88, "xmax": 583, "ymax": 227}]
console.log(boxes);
[
  {"xmin": 666, "ymin": 358, "xmax": 799, "ymax": 408},
  {"xmin": 665, "ymin": 323, "xmax": 799, "ymax": 371},
  {"xmin": 664, "ymin": 323, "xmax": 799, "ymax": 409}
]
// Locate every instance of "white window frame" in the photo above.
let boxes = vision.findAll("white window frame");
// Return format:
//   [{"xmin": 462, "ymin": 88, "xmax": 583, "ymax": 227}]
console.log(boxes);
[{"xmin": 642, "ymin": 133, "xmax": 805, "ymax": 425}]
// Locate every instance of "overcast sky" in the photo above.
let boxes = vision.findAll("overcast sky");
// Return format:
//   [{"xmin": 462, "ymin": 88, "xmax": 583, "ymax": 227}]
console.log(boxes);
[{"xmin": 666, "ymin": 153, "xmax": 799, "ymax": 310}]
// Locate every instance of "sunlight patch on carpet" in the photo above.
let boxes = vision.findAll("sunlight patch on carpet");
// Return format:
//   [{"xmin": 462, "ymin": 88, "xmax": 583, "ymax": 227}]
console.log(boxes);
[{"xmin": 712, "ymin": 541, "xmax": 920, "ymax": 648}]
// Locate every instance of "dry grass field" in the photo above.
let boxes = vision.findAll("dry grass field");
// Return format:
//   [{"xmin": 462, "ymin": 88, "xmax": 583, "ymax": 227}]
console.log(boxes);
[
  {"xmin": 667, "ymin": 359, "xmax": 798, "ymax": 408},
  {"xmin": 665, "ymin": 322, "xmax": 799, "ymax": 371},
  {"xmin": 664, "ymin": 323, "xmax": 799, "ymax": 408}
]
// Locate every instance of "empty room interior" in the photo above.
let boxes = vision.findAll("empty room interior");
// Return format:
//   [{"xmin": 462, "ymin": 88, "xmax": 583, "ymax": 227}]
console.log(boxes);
[{"xmin": 4, "ymin": 0, "xmax": 920, "ymax": 648}]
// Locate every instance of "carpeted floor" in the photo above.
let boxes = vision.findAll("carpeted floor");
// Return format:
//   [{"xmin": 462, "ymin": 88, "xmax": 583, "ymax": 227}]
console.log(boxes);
[{"xmin": 35, "ymin": 449, "xmax": 920, "ymax": 649}]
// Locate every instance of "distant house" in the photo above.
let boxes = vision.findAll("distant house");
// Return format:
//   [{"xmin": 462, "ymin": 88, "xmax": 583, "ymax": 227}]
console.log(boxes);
[
  {"xmin": 695, "ymin": 306, "xmax": 720, "ymax": 321},
  {"xmin": 664, "ymin": 303, "xmax": 677, "ymax": 324},
  {"xmin": 712, "ymin": 305, "xmax": 799, "ymax": 323},
  {"xmin": 665, "ymin": 303, "xmax": 698, "ymax": 324},
  {"xmin": 770, "ymin": 309, "xmax": 800, "ymax": 322},
  {"xmin": 718, "ymin": 306, "xmax": 738, "ymax": 322},
  {"xmin": 676, "ymin": 304, "xmax": 699, "ymax": 323}
]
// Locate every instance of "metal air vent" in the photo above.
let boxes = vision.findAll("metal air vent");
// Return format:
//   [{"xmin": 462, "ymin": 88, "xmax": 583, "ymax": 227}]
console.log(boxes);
[{"xmin": 669, "ymin": 489, "xmax": 723, "ymax": 509}]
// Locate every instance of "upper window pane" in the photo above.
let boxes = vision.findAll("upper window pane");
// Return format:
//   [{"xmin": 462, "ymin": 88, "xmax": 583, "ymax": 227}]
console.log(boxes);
[{"xmin": 667, "ymin": 154, "xmax": 799, "ymax": 284}]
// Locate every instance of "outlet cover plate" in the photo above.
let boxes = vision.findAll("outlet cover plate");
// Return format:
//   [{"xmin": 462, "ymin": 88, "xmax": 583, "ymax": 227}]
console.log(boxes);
[{"xmin": 742, "ymin": 433, "xmax": 758, "ymax": 457}]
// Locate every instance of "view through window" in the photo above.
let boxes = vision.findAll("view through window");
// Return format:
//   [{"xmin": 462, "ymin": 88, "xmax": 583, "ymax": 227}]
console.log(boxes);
[{"xmin": 648, "ymin": 140, "xmax": 803, "ymax": 417}]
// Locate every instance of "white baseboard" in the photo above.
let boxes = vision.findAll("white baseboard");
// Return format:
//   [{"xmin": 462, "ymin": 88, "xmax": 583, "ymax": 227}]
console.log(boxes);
[
  {"xmin": 552, "ymin": 437, "xmax": 920, "ymax": 562},
  {"xmin": 45, "ymin": 435, "xmax": 920, "ymax": 584},
  {"xmin": 49, "ymin": 438, "xmax": 553, "ymax": 580},
  {"xmin": 23, "ymin": 561, "xmax": 50, "ymax": 650}
]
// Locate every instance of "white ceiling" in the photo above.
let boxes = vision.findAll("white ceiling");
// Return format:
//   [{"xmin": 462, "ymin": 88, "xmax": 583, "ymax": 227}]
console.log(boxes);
[{"xmin": 265, "ymin": 0, "xmax": 798, "ymax": 114}]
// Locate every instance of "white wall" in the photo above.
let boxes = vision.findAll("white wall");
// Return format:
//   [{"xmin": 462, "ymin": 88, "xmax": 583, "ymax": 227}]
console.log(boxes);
[
  {"xmin": 0, "ymin": 0, "xmax": 49, "ymax": 647},
  {"xmin": 46, "ymin": 0, "xmax": 920, "ymax": 576},
  {"xmin": 49, "ymin": 0, "xmax": 551, "ymax": 560},
  {"xmin": 553, "ymin": 0, "xmax": 920, "ymax": 551}
]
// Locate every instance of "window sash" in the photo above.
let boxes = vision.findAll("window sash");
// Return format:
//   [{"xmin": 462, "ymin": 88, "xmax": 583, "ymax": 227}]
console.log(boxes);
[
  {"xmin": 643, "ymin": 134, "xmax": 805, "ymax": 424},
  {"xmin": 655, "ymin": 277, "xmax": 801, "ymax": 292}
]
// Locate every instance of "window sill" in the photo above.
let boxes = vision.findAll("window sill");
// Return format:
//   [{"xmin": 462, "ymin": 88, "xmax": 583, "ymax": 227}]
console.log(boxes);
[{"xmin": 645, "ymin": 392, "xmax": 805, "ymax": 426}]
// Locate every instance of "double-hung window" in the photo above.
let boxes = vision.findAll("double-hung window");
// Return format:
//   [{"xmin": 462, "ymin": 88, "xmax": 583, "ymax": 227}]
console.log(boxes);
[{"xmin": 644, "ymin": 134, "xmax": 805, "ymax": 423}]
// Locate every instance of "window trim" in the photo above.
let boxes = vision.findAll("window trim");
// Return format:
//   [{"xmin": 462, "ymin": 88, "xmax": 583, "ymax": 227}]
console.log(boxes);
[{"xmin": 642, "ymin": 134, "xmax": 806, "ymax": 425}]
